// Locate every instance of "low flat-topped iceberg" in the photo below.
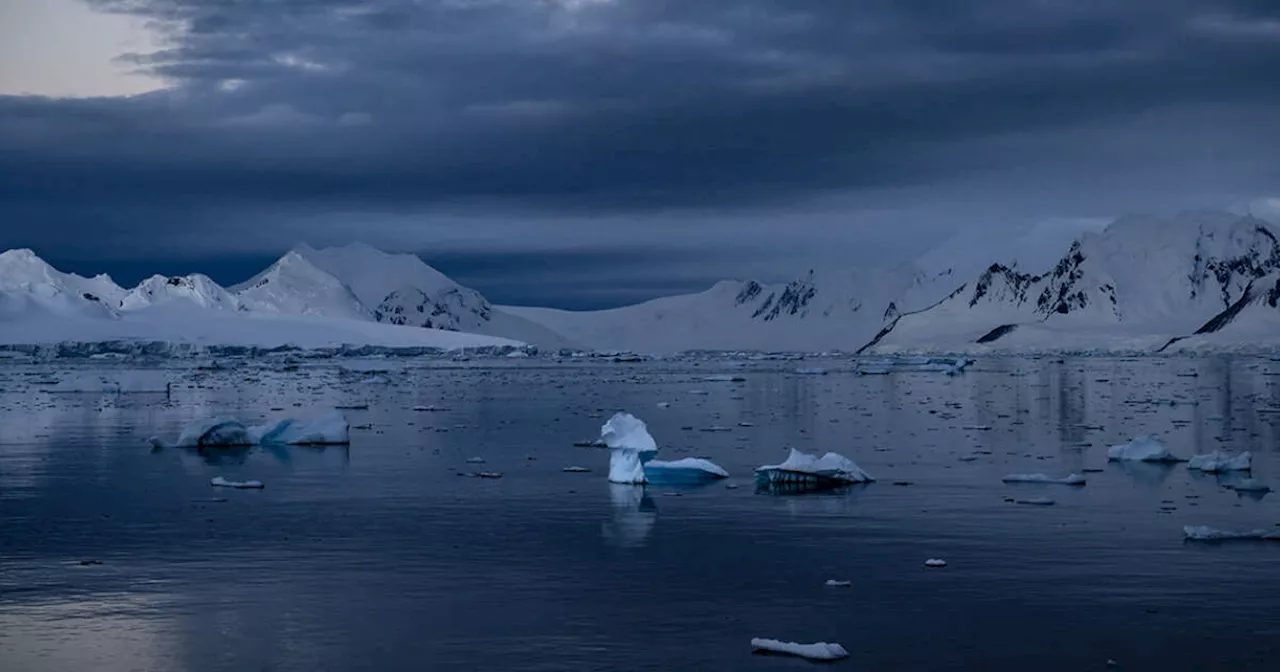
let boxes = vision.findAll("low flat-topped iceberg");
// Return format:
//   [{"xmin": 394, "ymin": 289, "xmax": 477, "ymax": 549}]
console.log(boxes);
[
  {"xmin": 755, "ymin": 448, "xmax": 874, "ymax": 492},
  {"xmin": 1106, "ymin": 435, "xmax": 1182, "ymax": 463},
  {"xmin": 151, "ymin": 411, "xmax": 350, "ymax": 449},
  {"xmin": 1184, "ymin": 525, "xmax": 1280, "ymax": 541},
  {"xmin": 1187, "ymin": 451, "xmax": 1252, "ymax": 472},
  {"xmin": 1002, "ymin": 473, "xmax": 1086, "ymax": 485},
  {"xmin": 601, "ymin": 412, "xmax": 727, "ymax": 485},
  {"xmin": 210, "ymin": 476, "xmax": 264, "ymax": 489},
  {"xmin": 750, "ymin": 638, "xmax": 849, "ymax": 661}
]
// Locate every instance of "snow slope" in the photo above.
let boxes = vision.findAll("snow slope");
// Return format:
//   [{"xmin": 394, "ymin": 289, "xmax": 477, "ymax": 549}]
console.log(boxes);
[
  {"xmin": 0, "ymin": 302, "xmax": 520, "ymax": 351},
  {"xmin": 504, "ymin": 264, "xmax": 966, "ymax": 353}
]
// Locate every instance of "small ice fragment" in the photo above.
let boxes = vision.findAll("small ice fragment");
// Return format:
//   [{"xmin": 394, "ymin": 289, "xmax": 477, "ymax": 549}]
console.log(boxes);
[
  {"xmin": 465, "ymin": 457, "xmax": 486, "ymax": 464},
  {"xmin": 1225, "ymin": 478, "xmax": 1271, "ymax": 493},
  {"xmin": 1014, "ymin": 497, "xmax": 1056, "ymax": 506},
  {"xmin": 924, "ymin": 558, "xmax": 947, "ymax": 568},
  {"xmin": 656, "ymin": 402, "xmax": 671, "ymax": 408},
  {"xmin": 824, "ymin": 579, "xmax": 852, "ymax": 587},
  {"xmin": 1106, "ymin": 435, "xmax": 1182, "ymax": 462},
  {"xmin": 1183, "ymin": 525, "xmax": 1280, "ymax": 540},
  {"xmin": 210, "ymin": 477, "xmax": 264, "ymax": 489},
  {"xmin": 750, "ymin": 638, "xmax": 848, "ymax": 661},
  {"xmin": 962, "ymin": 425, "xmax": 992, "ymax": 431},
  {"xmin": 794, "ymin": 367, "xmax": 827, "ymax": 375},
  {"xmin": 411, "ymin": 405, "xmax": 450, "ymax": 412},
  {"xmin": 1187, "ymin": 451, "xmax": 1252, "ymax": 472},
  {"xmin": 958, "ymin": 455, "xmax": 979, "ymax": 462},
  {"xmin": 562, "ymin": 466, "xmax": 591, "ymax": 473},
  {"xmin": 1002, "ymin": 473, "xmax": 1086, "ymax": 485},
  {"xmin": 701, "ymin": 374, "xmax": 745, "ymax": 382},
  {"xmin": 472, "ymin": 472, "xmax": 503, "ymax": 479}
]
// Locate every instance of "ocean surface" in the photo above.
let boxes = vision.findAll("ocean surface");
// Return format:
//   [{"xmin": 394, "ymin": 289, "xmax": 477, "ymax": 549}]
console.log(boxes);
[{"xmin": 1, "ymin": 355, "xmax": 1279, "ymax": 671}]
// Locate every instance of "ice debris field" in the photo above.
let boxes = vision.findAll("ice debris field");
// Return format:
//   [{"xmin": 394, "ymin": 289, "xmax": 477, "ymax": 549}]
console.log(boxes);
[{"xmin": 2, "ymin": 352, "xmax": 1279, "ymax": 669}]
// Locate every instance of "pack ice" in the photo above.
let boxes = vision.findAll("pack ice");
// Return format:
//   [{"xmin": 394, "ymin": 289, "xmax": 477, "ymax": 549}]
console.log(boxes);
[
  {"xmin": 600, "ymin": 412, "xmax": 728, "ymax": 485},
  {"xmin": 151, "ymin": 411, "xmax": 350, "ymax": 448},
  {"xmin": 755, "ymin": 448, "xmax": 874, "ymax": 492},
  {"xmin": 1106, "ymin": 435, "xmax": 1182, "ymax": 462}
]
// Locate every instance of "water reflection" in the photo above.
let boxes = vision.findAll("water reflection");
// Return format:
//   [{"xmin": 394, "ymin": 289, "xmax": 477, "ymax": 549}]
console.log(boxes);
[
  {"xmin": 1110, "ymin": 461, "xmax": 1179, "ymax": 487},
  {"xmin": 602, "ymin": 484, "xmax": 656, "ymax": 548}
]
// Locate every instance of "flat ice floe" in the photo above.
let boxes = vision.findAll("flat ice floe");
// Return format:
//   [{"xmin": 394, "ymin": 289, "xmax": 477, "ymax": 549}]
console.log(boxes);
[
  {"xmin": 210, "ymin": 476, "xmax": 264, "ymax": 489},
  {"xmin": 1002, "ymin": 473, "xmax": 1086, "ymax": 485},
  {"xmin": 151, "ymin": 411, "xmax": 350, "ymax": 448},
  {"xmin": 1224, "ymin": 478, "xmax": 1271, "ymax": 493},
  {"xmin": 1106, "ymin": 435, "xmax": 1183, "ymax": 462},
  {"xmin": 1183, "ymin": 525, "xmax": 1280, "ymax": 541},
  {"xmin": 1187, "ymin": 451, "xmax": 1252, "ymax": 472},
  {"xmin": 750, "ymin": 638, "xmax": 849, "ymax": 661}
]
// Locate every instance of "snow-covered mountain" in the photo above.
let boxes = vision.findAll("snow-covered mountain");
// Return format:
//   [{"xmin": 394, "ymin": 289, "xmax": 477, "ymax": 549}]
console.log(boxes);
[
  {"xmin": 869, "ymin": 211, "xmax": 1280, "ymax": 353},
  {"xmin": 0, "ymin": 249, "xmax": 123, "ymax": 319},
  {"xmin": 0, "ymin": 248, "xmax": 524, "ymax": 352},
  {"xmin": 1164, "ymin": 271, "xmax": 1280, "ymax": 352},
  {"xmin": 232, "ymin": 243, "xmax": 569, "ymax": 347},
  {"xmin": 121, "ymin": 274, "xmax": 240, "ymax": 312}
]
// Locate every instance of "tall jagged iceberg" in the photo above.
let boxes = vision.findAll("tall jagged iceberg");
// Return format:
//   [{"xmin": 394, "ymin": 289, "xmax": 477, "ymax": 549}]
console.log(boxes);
[{"xmin": 600, "ymin": 412, "xmax": 727, "ymax": 485}]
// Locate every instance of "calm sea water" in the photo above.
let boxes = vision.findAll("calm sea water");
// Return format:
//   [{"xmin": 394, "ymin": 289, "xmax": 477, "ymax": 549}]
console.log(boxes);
[{"xmin": 1, "ymin": 356, "xmax": 1278, "ymax": 671}]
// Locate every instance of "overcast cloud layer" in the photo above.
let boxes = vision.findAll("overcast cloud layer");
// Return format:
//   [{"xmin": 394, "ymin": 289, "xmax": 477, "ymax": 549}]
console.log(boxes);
[{"xmin": 2, "ymin": 0, "xmax": 1279, "ymax": 307}]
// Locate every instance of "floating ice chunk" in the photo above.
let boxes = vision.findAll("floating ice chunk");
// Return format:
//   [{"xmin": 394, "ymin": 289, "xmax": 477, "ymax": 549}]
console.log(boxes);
[
  {"xmin": 1106, "ymin": 435, "xmax": 1182, "ymax": 462},
  {"xmin": 1225, "ymin": 478, "xmax": 1271, "ymax": 493},
  {"xmin": 1014, "ymin": 497, "xmax": 1056, "ymax": 506},
  {"xmin": 700, "ymin": 374, "xmax": 745, "ymax": 382},
  {"xmin": 1187, "ymin": 451, "xmax": 1252, "ymax": 472},
  {"xmin": 164, "ymin": 419, "xmax": 257, "ymax": 448},
  {"xmin": 795, "ymin": 367, "xmax": 828, "ymax": 375},
  {"xmin": 824, "ymin": 579, "xmax": 852, "ymax": 587},
  {"xmin": 756, "ymin": 448, "xmax": 874, "ymax": 491},
  {"xmin": 256, "ymin": 411, "xmax": 350, "ymax": 445},
  {"xmin": 155, "ymin": 412, "xmax": 349, "ymax": 448},
  {"xmin": 1183, "ymin": 525, "xmax": 1280, "ymax": 541},
  {"xmin": 750, "ymin": 638, "xmax": 849, "ymax": 661},
  {"xmin": 600, "ymin": 413, "xmax": 658, "ymax": 454},
  {"xmin": 924, "ymin": 558, "xmax": 947, "ymax": 568},
  {"xmin": 465, "ymin": 457, "xmax": 486, "ymax": 464},
  {"xmin": 210, "ymin": 476, "xmax": 263, "ymax": 489},
  {"xmin": 1002, "ymin": 473, "xmax": 1086, "ymax": 485},
  {"xmin": 562, "ymin": 466, "xmax": 591, "ymax": 473},
  {"xmin": 644, "ymin": 458, "xmax": 729, "ymax": 484},
  {"xmin": 944, "ymin": 357, "xmax": 974, "ymax": 376}
]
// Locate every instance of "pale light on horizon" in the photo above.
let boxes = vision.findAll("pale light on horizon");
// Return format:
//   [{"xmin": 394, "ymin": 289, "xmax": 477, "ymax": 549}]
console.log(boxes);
[{"xmin": 0, "ymin": 0, "xmax": 165, "ymax": 98}]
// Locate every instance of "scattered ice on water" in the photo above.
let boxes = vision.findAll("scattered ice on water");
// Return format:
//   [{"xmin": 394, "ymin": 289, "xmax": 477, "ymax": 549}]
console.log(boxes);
[{"xmin": 210, "ymin": 477, "xmax": 264, "ymax": 489}]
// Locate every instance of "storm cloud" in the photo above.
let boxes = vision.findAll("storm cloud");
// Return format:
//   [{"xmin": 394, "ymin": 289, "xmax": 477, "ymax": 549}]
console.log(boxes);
[{"xmin": 2, "ymin": 0, "xmax": 1279, "ymax": 305}]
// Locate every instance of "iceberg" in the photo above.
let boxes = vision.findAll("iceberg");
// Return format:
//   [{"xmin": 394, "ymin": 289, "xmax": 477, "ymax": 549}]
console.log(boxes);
[
  {"xmin": 643, "ymin": 458, "xmax": 730, "ymax": 484},
  {"xmin": 1002, "ymin": 473, "xmax": 1086, "ymax": 485},
  {"xmin": 1183, "ymin": 525, "xmax": 1280, "ymax": 541},
  {"xmin": 1187, "ymin": 451, "xmax": 1252, "ymax": 472},
  {"xmin": 755, "ymin": 448, "xmax": 874, "ymax": 492},
  {"xmin": 1106, "ymin": 435, "xmax": 1183, "ymax": 462},
  {"xmin": 210, "ymin": 476, "xmax": 264, "ymax": 489},
  {"xmin": 1225, "ymin": 478, "xmax": 1271, "ymax": 493},
  {"xmin": 151, "ymin": 412, "xmax": 350, "ymax": 449},
  {"xmin": 750, "ymin": 638, "xmax": 849, "ymax": 661},
  {"xmin": 601, "ymin": 412, "xmax": 727, "ymax": 485}
]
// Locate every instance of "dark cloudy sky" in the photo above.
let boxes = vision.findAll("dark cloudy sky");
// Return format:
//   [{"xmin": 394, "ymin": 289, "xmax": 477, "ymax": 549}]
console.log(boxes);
[{"xmin": 2, "ymin": 0, "xmax": 1279, "ymax": 308}]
